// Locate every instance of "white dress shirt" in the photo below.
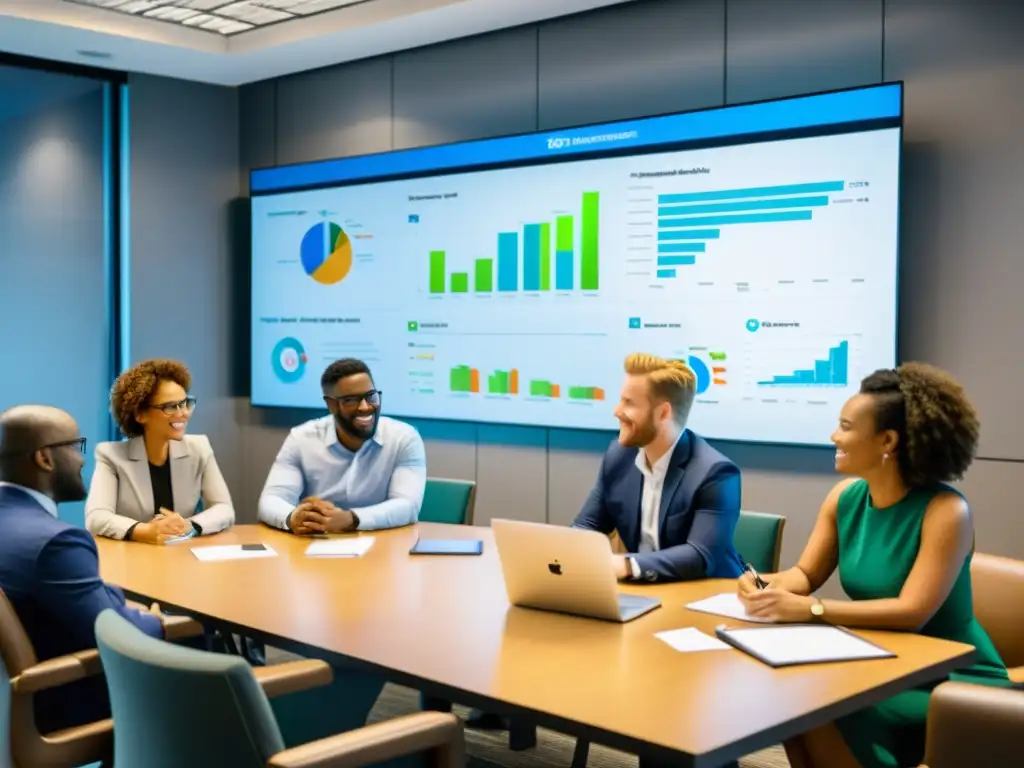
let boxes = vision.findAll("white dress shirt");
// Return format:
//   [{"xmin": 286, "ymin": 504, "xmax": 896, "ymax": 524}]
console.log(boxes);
[
  {"xmin": 0, "ymin": 481, "xmax": 58, "ymax": 517},
  {"xmin": 628, "ymin": 434, "xmax": 681, "ymax": 579}
]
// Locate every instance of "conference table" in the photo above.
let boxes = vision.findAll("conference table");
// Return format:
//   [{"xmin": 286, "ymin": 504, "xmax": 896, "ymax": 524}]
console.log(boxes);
[{"xmin": 97, "ymin": 523, "xmax": 974, "ymax": 768}]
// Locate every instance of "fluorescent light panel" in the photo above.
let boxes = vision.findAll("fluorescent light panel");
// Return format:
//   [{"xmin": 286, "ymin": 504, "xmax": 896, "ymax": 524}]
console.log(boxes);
[{"xmin": 62, "ymin": 0, "xmax": 366, "ymax": 34}]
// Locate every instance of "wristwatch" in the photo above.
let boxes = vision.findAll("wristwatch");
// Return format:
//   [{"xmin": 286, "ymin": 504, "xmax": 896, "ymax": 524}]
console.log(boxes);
[{"xmin": 810, "ymin": 598, "xmax": 825, "ymax": 619}]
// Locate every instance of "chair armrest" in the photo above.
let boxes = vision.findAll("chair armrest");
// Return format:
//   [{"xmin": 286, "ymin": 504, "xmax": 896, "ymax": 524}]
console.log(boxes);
[
  {"xmin": 921, "ymin": 681, "xmax": 1024, "ymax": 768},
  {"xmin": 267, "ymin": 711, "xmax": 464, "ymax": 768},
  {"xmin": 10, "ymin": 649, "xmax": 102, "ymax": 694},
  {"xmin": 254, "ymin": 659, "xmax": 333, "ymax": 699}
]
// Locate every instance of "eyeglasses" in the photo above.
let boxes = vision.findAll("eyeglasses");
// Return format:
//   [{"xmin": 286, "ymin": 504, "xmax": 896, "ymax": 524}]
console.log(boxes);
[
  {"xmin": 148, "ymin": 397, "xmax": 197, "ymax": 416},
  {"xmin": 324, "ymin": 390, "xmax": 382, "ymax": 409},
  {"xmin": 0, "ymin": 437, "xmax": 87, "ymax": 459}
]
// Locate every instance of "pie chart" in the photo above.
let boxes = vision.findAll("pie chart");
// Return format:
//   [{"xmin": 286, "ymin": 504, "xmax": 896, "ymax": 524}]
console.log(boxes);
[
  {"xmin": 300, "ymin": 221, "xmax": 352, "ymax": 285},
  {"xmin": 688, "ymin": 355, "xmax": 711, "ymax": 395}
]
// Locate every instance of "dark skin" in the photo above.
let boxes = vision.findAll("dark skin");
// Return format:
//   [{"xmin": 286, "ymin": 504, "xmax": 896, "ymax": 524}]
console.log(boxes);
[
  {"xmin": 735, "ymin": 393, "xmax": 974, "ymax": 768},
  {"xmin": 0, "ymin": 405, "xmax": 88, "ymax": 502},
  {"xmin": 288, "ymin": 372, "xmax": 380, "ymax": 536},
  {"xmin": 0, "ymin": 405, "xmax": 166, "ymax": 623}
]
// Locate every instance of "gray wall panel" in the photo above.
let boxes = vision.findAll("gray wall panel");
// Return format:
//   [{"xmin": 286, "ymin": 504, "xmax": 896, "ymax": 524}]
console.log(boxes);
[
  {"xmin": 239, "ymin": 80, "xmax": 277, "ymax": 193},
  {"xmin": 538, "ymin": 0, "xmax": 725, "ymax": 129},
  {"xmin": 726, "ymin": 0, "xmax": 883, "ymax": 104},
  {"xmin": 886, "ymin": 0, "xmax": 1024, "ymax": 460},
  {"xmin": 546, "ymin": 430, "xmax": 611, "ymax": 527},
  {"xmin": 475, "ymin": 425, "xmax": 548, "ymax": 526},
  {"xmin": 276, "ymin": 58, "xmax": 393, "ymax": 165},
  {"xmin": 392, "ymin": 28, "xmax": 538, "ymax": 148}
]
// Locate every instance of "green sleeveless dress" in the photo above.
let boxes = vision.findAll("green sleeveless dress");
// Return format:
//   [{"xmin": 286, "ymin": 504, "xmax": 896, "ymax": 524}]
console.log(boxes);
[{"xmin": 833, "ymin": 480, "xmax": 1010, "ymax": 768}]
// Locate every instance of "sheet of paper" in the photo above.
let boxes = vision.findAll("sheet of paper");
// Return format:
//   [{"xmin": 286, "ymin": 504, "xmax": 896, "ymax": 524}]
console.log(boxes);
[
  {"xmin": 723, "ymin": 625, "xmax": 893, "ymax": 665},
  {"xmin": 305, "ymin": 537, "xmax": 375, "ymax": 558},
  {"xmin": 191, "ymin": 545, "xmax": 278, "ymax": 562},
  {"xmin": 684, "ymin": 592, "xmax": 775, "ymax": 623},
  {"xmin": 655, "ymin": 627, "xmax": 730, "ymax": 653}
]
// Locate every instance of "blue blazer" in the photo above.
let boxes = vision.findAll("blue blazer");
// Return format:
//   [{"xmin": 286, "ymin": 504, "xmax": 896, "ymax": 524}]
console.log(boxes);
[
  {"xmin": 573, "ymin": 431, "xmax": 744, "ymax": 582},
  {"xmin": 0, "ymin": 485, "xmax": 163, "ymax": 733}
]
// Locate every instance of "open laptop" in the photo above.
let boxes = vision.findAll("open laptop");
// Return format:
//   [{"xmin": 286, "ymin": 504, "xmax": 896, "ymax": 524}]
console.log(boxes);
[{"xmin": 491, "ymin": 519, "xmax": 661, "ymax": 623}]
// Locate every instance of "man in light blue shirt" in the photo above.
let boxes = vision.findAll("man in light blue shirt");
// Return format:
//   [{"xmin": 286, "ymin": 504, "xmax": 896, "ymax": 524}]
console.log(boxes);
[
  {"xmin": 258, "ymin": 358, "xmax": 426, "ymax": 535},
  {"xmin": 256, "ymin": 359, "xmax": 428, "ymax": 751}
]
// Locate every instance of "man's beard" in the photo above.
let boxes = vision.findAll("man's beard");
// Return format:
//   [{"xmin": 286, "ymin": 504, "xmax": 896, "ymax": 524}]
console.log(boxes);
[
  {"xmin": 336, "ymin": 410, "xmax": 379, "ymax": 440},
  {"xmin": 620, "ymin": 415, "xmax": 658, "ymax": 448},
  {"xmin": 53, "ymin": 462, "xmax": 87, "ymax": 503}
]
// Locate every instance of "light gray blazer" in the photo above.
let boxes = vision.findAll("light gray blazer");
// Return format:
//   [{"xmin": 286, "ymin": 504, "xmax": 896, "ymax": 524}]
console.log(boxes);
[{"xmin": 85, "ymin": 434, "xmax": 235, "ymax": 540}]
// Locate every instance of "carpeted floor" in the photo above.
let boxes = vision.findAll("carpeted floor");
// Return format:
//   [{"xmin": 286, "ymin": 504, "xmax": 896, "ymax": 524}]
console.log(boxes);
[{"xmin": 269, "ymin": 648, "xmax": 789, "ymax": 768}]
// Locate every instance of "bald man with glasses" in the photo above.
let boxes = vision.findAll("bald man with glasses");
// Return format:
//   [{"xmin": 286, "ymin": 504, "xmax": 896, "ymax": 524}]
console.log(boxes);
[{"xmin": 0, "ymin": 404, "xmax": 166, "ymax": 735}]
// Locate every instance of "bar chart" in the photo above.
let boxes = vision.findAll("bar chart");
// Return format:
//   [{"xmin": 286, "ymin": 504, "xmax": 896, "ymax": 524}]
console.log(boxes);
[
  {"xmin": 427, "ymin": 191, "xmax": 600, "ymax": 295},
  {"xmin": 448, "ymin": 364, "xmax": 603, "ymax": 400},
  {"xmin": 757, "ymin": 340, "xmax": 849, "ymax": 387},
  {"xmin": 652, "ymin": 181, "xmax": 844, "ymax": 279}
]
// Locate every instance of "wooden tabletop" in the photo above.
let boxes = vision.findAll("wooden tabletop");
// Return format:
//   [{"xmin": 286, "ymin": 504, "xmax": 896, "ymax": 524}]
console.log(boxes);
[{"xmin": 97, "ymin": 523, "xmax": 975, "ymax": 767}]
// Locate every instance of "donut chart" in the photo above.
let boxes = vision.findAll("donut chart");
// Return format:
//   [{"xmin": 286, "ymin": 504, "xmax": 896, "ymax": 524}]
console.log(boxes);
[
  {"xmin": 272, "ymin": 337, "xmax": 308, "ymax": 384},
  {"xmin": 300, "ymin": 221, "xmax": 352, "ymax": 285}
]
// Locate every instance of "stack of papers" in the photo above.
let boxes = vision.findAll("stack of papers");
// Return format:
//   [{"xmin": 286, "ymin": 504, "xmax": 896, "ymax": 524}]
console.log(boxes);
[
  {"xmin": 305, "ymin": 537, "xmax": 375, "ymax": 558},
  {"xmin": 655, "ymin": 627, "xmax": 730, "ymax": 653},
  {"xmin": 684, "ymin": 592, "xmax": 774, "ymax": 623},
  {"xmin": 191, "ymin": 545, "xmax": 278, "ymax": 562}
]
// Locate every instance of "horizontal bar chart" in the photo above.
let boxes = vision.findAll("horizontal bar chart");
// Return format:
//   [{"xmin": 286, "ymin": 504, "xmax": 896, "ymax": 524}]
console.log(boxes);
[{"xmin": 658, "ymin": 180, "xmax": 844, "ymax": 205}]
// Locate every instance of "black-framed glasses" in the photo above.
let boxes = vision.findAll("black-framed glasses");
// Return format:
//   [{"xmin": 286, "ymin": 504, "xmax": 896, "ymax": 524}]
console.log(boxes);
[
  {"xmin": 324, "ymin": 390, "xmax": 382, "ymax": 409},
  {"xmin": 0, "ymin": 437, "xmax": 87, "ymax": 459},
  {"xmin": 148, "ymin": 397, "xmax": 197, "ymax": 416}
]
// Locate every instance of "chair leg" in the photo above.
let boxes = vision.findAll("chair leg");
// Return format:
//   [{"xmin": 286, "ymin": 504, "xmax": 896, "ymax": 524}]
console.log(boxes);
[
  {"xmin": 571, "ymin": 738, "xmax": 590, "ymax": 768},
  {"xmin": 508, "ymin": 718, "xmax": 537, "ymax": 751}
]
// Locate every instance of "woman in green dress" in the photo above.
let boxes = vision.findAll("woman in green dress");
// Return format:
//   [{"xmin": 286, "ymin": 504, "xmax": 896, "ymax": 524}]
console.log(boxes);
[{"xmin": 737, "ymin": 362, "xmax": 1009, "ymax": 768}]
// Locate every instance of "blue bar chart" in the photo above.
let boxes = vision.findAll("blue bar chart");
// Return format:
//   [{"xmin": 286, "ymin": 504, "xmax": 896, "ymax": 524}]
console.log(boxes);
[
  {"xmin": 652, "ymin": 180, "xmax": 844, "ymax": 279},
  {"xmin": 523, "ymin": 224, "xmax": 541, "ymax": 291},
  {"xmin": 757, "ymin": 341, "xmax": 849, "ymax": 386},
  {"xmin": 497, "ymin": 232, "xmax": 518, "ymax": 291}
]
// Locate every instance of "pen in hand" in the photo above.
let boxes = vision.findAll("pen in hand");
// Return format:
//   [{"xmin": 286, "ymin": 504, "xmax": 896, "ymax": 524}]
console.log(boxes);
[{"xmin": 745, "ymin": 562, "xmax": 768, "ymax": 590}]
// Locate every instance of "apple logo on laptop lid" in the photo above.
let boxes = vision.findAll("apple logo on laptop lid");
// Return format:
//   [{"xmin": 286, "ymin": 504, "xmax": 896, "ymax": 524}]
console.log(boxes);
[{"xmin": 548, "ymin": 560, "xmax": 562, "ymax": 575}]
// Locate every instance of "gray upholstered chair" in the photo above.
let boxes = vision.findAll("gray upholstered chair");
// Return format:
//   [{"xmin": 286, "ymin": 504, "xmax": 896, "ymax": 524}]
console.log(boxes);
[{"xmin": 94, "ymin": 609, "xmax": 465, "ymax": 768}]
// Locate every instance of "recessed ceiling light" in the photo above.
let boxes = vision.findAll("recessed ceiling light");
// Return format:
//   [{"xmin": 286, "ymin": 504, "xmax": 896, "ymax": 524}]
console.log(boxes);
[{"xmin": 76, "ymin": 49, "xmax": 113, "ymax": 59}]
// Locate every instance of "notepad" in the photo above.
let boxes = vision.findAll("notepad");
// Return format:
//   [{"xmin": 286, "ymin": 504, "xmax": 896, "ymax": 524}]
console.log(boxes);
[
  {"xmin": 305, "ymin": 537, "xmax": 375, "ymax": 558},
  {"xmin": 655, "ymin": 627, "xmax": 730, "ymax": 653},
  {"xmin": 684, "ymin": 592, "xmax": 775, "ymax": 623},
  {"xmin": 191, "ymin": 544, "xmax": 278, "ymax": 562},
  {"xmin": 409, "ymin": 538, "xmax": 483, "ymax": 556},
  {"xmin": 715, "ymin": 625, "xmax": 896, "ymax": 667}
]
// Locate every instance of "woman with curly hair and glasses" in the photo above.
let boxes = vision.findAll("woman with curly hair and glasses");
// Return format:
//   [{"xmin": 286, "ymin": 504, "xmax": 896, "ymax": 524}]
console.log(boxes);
[
  {"xmin": 737, "ymin": 362, "xmax": 1009, "ymax": 768},
  {"xmin": 85, "ymin": 359, "xmax": 235, "ymax": 544}
]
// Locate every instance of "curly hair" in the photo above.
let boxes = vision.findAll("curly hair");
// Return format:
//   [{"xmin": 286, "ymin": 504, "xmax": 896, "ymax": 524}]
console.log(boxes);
[
  {"xmin": 624, "ymin": 353, "xmax": 697, "ymax": 425},
  {"xmin": 110, "ymin": 359, "xmax": 192, "ymax": 437},
  {"xmin": 859, "ymin": 362, "xmax": 979, "ymax": 488}
]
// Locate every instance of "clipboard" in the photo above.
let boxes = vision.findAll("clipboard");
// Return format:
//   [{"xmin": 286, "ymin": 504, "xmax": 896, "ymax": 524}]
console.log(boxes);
[{"xmin": 714, "ymin": 624, "xmax": 896, "ymax": 668}]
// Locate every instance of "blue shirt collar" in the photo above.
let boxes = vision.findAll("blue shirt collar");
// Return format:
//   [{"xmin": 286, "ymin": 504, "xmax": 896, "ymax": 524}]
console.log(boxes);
[{"xmin": 322, "ymin": 415, "xmax": 385, "ymax": 450}]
